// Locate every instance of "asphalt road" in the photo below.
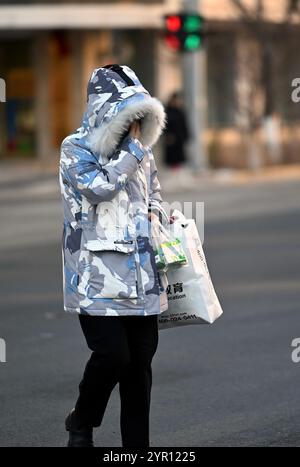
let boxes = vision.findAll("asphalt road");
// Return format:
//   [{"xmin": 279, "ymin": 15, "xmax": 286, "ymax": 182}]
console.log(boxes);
[{"xmin": 0, "ymin": 173, "xmax": 299, "ymax": 447}]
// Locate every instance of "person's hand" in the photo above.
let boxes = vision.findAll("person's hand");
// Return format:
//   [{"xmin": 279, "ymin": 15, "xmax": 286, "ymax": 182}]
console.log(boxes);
[
  {"xmin": 169, "ymin": 215, "xmax": 179, "ymax": 224},
  {"xmin": 129, "ymin": 120, "xmax": 141, "ymax": 140},
  {"xmin": 148, "ymin": 211, "xmax": 178, "ymax": 224},
  {"xmin": 148, "ymin": 211, "xmax": 157, "ymax": 223}
]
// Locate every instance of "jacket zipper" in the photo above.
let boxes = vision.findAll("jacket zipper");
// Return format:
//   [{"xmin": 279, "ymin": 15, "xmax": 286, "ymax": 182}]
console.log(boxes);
[{"xmin": 114, "ymin": 240, "xmax": 133, "ymax": 244}]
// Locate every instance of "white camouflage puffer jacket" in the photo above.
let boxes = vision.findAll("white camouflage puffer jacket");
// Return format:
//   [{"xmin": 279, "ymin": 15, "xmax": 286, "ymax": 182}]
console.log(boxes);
[{"xmin": 59, "ymin": 64, "xmax": 169, "ymax": 316}]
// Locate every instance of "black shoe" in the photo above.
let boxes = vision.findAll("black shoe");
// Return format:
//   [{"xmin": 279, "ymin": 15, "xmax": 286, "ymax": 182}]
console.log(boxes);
[{"xmin": 65, "ymin": 408, "xmax": 94, "ymax": 447}]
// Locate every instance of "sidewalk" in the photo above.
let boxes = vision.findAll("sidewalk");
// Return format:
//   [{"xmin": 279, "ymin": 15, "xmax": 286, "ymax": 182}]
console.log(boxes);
[
  {"xmin": 159, "ymin": 163, "xmax": 300, "ymax": 193},
  {"xmin": 0, "ymin": 158, "xmax": 58, "ymax": 185},
  {"xmin": 0, "ymin": 159, "xmax": 60, "ymax": 202},
  {"xmin": 1, "ymin": 159, "xmax": 298, "ymax": 250},
  {"xmin": 1, "ymin": 158, "xmax": 300, "ymax": 194}
]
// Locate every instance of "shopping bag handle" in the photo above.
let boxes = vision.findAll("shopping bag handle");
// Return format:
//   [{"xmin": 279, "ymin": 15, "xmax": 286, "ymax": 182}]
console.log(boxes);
[
  {"xmin": 170, "ymin": 209, "xmax": 189, "ymax": 228},
  {"xmin": 149, "ymin": 199, "xmax": 170, "ymax": 226}
]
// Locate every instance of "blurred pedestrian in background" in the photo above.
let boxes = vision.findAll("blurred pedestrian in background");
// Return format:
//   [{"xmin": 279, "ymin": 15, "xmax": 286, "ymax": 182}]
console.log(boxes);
[{"xmin": 164, "ymin": 91, "xmax": 189, "ymax": 171}]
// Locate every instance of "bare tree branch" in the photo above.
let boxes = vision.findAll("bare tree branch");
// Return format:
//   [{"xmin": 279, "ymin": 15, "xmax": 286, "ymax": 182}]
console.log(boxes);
[
  {"xmin": 232, "ymin": 0, "xmax": 254, "ymax": 21},
  {"xmin": 231, "ymin": 0, "xmax": 264, "ymax": 35},
  {"xmin": 287, "ymin": 0, "xmax": 300, "ymax": 15},
  {"xmin": 256, "ymin": 0, "xmax": 264, "ymax": 21}
]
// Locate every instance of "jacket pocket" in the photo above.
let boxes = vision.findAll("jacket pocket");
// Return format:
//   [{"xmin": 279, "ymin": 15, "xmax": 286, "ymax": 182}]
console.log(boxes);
[{"xmin": 79, "ymin": 238, "xmax": 139, "ymax": 300}]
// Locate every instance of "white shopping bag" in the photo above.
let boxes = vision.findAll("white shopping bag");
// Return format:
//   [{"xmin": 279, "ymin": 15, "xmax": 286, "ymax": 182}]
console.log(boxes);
[{"xmin": 158, "ymin": 210, "xmax": 223, "ymax": 330}]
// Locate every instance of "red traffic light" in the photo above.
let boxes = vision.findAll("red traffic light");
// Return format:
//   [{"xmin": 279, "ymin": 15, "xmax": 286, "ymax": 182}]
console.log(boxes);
[
  {"xmin": 164, "ymin": 12, "xmax": 204, "ymax": 51},
  {"xmin": 165, "ymin": 34, "xmax": 181, "ymax": 51},
  {"xmin": 165, "ymin": 15, "xmax": 182, "ymax": 32}
]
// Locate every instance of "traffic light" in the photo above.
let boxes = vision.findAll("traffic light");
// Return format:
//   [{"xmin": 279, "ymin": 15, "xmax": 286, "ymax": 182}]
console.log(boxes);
[{"xmin": 164, "ymin": 13, "xmax": 205, "ymax": 52}]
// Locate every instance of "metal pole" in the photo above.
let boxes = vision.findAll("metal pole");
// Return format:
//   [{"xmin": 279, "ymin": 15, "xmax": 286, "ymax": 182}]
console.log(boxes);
[{"xmin": 181, "ymin": 0, "xmax": 208, "ymax": 171}]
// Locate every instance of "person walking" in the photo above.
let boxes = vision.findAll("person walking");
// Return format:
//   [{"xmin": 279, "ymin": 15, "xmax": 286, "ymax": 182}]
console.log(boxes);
[
  {"xmin": 164, "ymin": 91, "xmax": 189, "ymax": 170},
  {"xmin": 59, "ymin": 64, "xmax": 169, "ymax": 447}
]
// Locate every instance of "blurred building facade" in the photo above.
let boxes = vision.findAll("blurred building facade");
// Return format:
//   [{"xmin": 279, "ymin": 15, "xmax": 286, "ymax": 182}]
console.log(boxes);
[{"xmin": 0, "ymin": 0, "xmax": 300, "ymax": 167}]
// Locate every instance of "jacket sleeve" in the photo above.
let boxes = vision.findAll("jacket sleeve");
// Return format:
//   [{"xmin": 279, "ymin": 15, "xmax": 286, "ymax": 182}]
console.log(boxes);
[
  {"xmin": 60, "ymin": 135, "xmax": 145, "ymax": 204},
  {"xmin": 148, "ymin": 147, "xmax": 169, "ymax": 225}
]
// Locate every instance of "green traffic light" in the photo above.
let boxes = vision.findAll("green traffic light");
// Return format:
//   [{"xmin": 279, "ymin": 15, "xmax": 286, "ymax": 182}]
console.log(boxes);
[
  {"xmin": 184, "ymin": 34, "xmax": 202, "ymax": 50},
  {"xmin": 184, "ymin": 15, "xmax": 202, "ymax": 33}
]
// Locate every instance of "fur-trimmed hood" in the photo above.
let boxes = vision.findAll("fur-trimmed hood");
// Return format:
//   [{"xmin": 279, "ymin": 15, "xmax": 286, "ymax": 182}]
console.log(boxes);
[{"xmin": 81, "ymin": 65, "xmax": 167, "ymax": 158}]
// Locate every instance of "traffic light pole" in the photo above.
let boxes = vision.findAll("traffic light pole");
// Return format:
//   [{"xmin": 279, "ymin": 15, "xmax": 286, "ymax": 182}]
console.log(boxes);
[{"xmin": 182, "ymin": 0, "xmax": 208, "ymax": 171}]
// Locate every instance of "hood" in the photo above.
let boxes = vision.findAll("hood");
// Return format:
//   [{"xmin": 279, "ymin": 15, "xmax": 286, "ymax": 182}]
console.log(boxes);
[{"xmin": 82, "ymin": 65, "xmax": 167, "ymax": 158}]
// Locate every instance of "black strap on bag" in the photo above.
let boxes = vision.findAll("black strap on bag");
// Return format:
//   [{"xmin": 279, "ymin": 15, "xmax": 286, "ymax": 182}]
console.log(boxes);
[{"xmin": 103, "ymin": 64, "xmax": 135, "ymax": 87}]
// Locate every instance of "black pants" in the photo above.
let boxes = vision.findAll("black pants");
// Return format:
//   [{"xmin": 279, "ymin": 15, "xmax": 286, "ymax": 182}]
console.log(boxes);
[{"xmin": 74, "ymin": 313, "xmax": 159, "ymax": 447}]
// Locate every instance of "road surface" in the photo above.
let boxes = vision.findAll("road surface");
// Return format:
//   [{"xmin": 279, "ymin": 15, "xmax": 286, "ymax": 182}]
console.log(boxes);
[{"xmin": 0, "ymin": 171, "xmax": 299, "ymax": 446}]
